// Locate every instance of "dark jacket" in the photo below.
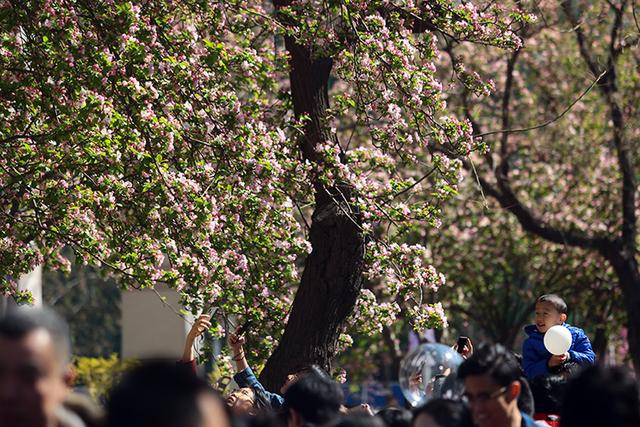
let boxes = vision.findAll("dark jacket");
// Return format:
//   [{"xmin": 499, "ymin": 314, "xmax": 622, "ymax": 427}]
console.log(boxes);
[
  {"xmin": 522, "ymin": 323, "xmax": 595, "ymax": 379},
  {"xmin": 233, "ymin": 367, "xmax": 284, "ymax": 409}
]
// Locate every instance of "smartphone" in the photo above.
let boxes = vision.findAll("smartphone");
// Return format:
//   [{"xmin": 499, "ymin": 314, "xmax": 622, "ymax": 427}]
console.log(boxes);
[
  {"xmin": 236, "ymin": 318, "xmax": 253, "ymax": 336},
  {"xmin": 456, "ymin": 336, "xmax": 469, "ymax": 353}
]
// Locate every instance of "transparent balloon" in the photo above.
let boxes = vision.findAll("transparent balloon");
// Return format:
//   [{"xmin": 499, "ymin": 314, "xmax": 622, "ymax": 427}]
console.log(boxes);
[{"xmin": 398, "ymin": 343, "xmax": 465, "ymax": 407}]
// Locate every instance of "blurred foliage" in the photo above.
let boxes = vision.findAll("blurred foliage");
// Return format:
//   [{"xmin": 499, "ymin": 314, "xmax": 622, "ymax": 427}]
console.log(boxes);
[
  {"xmin": 43, "ymin": 249, "xmax": 121, "ymax": 357},
  {"xmin": 430, "ymin": 189, "xmax": 623, "ymax": 354},
  {"xmin": 206, "ymin": 354, "xmax": 237, "ymax": 394},
  {"xmin": 74, "ymin": 354, "xmax": 137, "ymax": 402}
]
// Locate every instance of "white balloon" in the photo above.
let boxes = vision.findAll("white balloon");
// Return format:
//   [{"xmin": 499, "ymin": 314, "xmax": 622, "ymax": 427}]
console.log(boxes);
[{"xmin": 544, "ymin": 325, "xmax": 573, "ymax": 355}]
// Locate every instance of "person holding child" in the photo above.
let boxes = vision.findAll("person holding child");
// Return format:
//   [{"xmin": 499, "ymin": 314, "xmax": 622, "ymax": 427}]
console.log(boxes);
[{"xmin": 522, "ymin": 294, "xmax": 595, "ymax": 380}]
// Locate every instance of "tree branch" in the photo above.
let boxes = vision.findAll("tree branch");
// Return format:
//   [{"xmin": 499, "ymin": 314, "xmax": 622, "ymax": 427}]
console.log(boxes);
[
  {"xmin": 563, "ymin": 0, "xmax": 636, "ymax": 248},
  {"xmin": 446, "ymin": 48, "xmax": 612, "ymax": 251},
  {"xmin": 500, "ymin": 50, "xmax": 521, "ymax": 160}
]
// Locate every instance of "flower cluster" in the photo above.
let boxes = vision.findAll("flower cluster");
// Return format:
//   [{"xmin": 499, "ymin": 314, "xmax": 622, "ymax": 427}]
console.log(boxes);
[{"xmin": 1, "ymin": 0, "xmax": 522, "ymax": 366}]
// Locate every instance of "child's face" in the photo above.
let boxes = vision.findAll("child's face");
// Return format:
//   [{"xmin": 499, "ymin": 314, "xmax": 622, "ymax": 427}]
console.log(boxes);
[{"xmin": 534, "ymin": 301, "xmax": 567, "ymax": 333}]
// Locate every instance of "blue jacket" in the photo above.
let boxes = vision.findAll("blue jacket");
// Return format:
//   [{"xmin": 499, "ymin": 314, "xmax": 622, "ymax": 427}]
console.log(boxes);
[
  {"xmin": 233, "ymin": 367, "xmax": 284, "ymax": 409},
  {"xmin": 521, "ymin": 412, "xmax": 538, "ymax": 427},
  {"xmin": 522, "ymin": 323, "xmax": 595, "ymax": 379}
]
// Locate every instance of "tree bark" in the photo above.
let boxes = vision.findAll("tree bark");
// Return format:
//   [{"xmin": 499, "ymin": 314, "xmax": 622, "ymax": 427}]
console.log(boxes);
[
  {"xmin": 260, "ymin": 1, "xmax": 365, "ymax": 390},
  {"xmin": 601, "ymin": 244, "xmax": 640, "ymax": 372},
  {"xmin": 260, "ymin": 196, "xmax": 364, "ymax": 390}
]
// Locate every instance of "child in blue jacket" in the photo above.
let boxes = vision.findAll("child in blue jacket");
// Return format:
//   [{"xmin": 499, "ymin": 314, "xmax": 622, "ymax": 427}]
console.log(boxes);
[{"xmin": 522, "ymin": 294, "xmax": 595, "ymax": 380}]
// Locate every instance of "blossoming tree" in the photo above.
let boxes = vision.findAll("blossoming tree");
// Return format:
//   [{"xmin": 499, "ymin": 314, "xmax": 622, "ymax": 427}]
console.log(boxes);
[
  {"xmin": 1, "ymin": 0, "xmax": 526, "ymax": 386},
  {"xmin": 444, "ymin": 0, "xmax": 640, "ymax": 372}
]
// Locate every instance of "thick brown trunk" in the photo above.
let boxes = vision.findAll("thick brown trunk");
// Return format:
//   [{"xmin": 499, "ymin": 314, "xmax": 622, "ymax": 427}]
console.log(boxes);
[
  {"xmin": 260, "ymin": 1, "xmax": 365, "ymax": 390},
  {"xmin": 260, "ymin": 198, "xmax": 364, "ymax": 390},
  {"xmin": 602, "ymin": 244, "xmax": 640, "ymax": 375}
]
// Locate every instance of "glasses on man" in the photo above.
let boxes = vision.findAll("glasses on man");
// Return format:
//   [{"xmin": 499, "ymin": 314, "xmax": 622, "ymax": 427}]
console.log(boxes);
[{"xmin": 462, "ymin": 386, "xmax": 508, "ymax": 404}]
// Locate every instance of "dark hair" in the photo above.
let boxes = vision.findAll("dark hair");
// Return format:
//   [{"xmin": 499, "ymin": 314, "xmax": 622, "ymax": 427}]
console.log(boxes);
[
  {"xmin": 282, "ymin": 368, "xmax": 343, "ymax": 425},
  {"xmin": 327, "ymin": 413, "xmax": 386, "ymax": 427},
  {"xmin": 106, "ymin": 360, "xmax": 228, "ymax": 427},
  {"xmin": 376, "ymin": 407, "xmax": 412, "ymax": 427},
  {"xmin": 536, "ymin": 294, "xmax": 567, "ymax": 315},
  {"xmin": 560, "ymin": 365, "xmax": 640, "ymax": 427},
  {"xmin": 243, "ymin": 413, "xmax": 286, "ymax": 427},
  {"xmin": 412, "ymin": 399, "xmax": 473, "ymax": 427},
  {"xmin": 0, "ymin": 306, "xmax": 71, "ymax": 365},
  {"xmin": 457, "ymin": 344, "xmax": 521, "ymax": 387}
]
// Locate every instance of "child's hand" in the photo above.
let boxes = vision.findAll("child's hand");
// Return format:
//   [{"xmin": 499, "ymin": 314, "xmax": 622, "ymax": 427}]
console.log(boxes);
[
  {"xmin": 187, "ymin": 314, "xmax": 212, "ymax": 341},
  {"xmin": 548, "ymin": 352, "xmax": 569, "ymax": 367}
]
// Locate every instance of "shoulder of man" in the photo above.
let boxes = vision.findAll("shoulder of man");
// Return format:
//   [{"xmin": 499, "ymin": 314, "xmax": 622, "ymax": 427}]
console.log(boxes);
[
  {"xmin": 521, "ymin": 412, "xmax": 542, "ymax": 427},
  {"xmin": 55, "ymin": 406, "xmax": 87, "ymax": 427}
]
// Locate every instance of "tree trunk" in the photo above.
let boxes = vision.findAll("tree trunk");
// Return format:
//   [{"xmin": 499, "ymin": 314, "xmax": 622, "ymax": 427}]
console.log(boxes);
[
  {"xmin": 260, "ymin": 1, "xmax": 365, "ymax": 390},
  {"xmin": 591, "ymin": 327, "xmax": 608, "ymax": 363},
  {"xmin": 602, "ymin": 245, "xmax": 640, "ymax": 374},
  {"xmin": 260, "ymin": 196, "xmax": 364, "ymax": 390}
]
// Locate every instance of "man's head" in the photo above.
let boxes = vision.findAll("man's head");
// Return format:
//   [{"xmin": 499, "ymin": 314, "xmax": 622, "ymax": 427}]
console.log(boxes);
[
  {"xmin": 560, "ymin": 365, "xmax": 640, "ymax": 427},
  {"xmin": 534, "ymin": 294, "xmax": 567, "ymax": 333},
  {"xmin": 412, "ymin": 399, "xmax": 473, "ymax": 427},
  {"xmin": 225, "ymin": 387, "xmax": 271, "ymax": 416},
  {"xmin": 0, "ymin": 306, "xmax": 73, "ymax": 427},
  {"xmin": 283, "ymin": 366, "xmax": 343, "ymax": 427},
  {"xmin": 107, "ymin": 360, "xmax": 230, "ymax": 427},
  {"xmin": 457, "ymin": 344, "xmax": 522, "ymax": 427},
  {"xmin": 280, "ymin": 364, "xmax": 321, "ymax": 394},
  {"xmin": 226, "ymin": 387, "xmax": 256, "ymax": 416}
]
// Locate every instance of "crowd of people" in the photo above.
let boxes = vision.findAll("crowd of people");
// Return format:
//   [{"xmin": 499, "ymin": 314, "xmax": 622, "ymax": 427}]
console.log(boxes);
[{"xmin": 1, "ymin": 293, "xmax": 639, "ymax": 427}]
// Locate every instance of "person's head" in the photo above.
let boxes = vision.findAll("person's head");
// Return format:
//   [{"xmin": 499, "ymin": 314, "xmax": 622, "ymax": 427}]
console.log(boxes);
[
  {"xmin": 412, "ymin": 399, "xmax": 473, "ymax": 427},
  {"xmin": 534, "ymin": 294, "xmax": 567, "ymax": 333},
  {"xmin": 0, "ymin": 306, "xmax": 73, "ymax": 427},
  {"xmin": 328, "ymin": 413, "xmax": 386, "ymax": 427},
  {"xmin": 376, "ymin": 407, "xmax": 412, "ymax": 427},
  {"xmin": 243, "ymin": 413, "xmax": 287, "ymax": 427},
  {"xmin": 280, "ymin": 364, "xmax": 321, "ymax": 394},
  {"xmin": 560, "ymin": 365, "xmax": 640, "ymax": 427},
  {"xmin": 106, "ymin": 360, "xmax": 230, "ymax": 427},
  {"xmin": 457, "ymin": 344, "xmax": 522, "ymax": 427},
  {"xmin": 226, "ymin": 387, "xmax": 272, "ymax": 417},
  {"xmin": 282, "ymin": 367, "xmax": 343, "ymax": 427}
]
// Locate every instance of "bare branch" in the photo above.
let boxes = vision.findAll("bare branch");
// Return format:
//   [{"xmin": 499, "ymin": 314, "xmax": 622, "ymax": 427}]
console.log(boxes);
[{"xmin": 474, "ymin": 68, "xmax": 608, "ymax": 139}]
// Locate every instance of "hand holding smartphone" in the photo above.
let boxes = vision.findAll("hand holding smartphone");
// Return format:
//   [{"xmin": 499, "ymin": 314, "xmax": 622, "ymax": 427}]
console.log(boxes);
[
  {"xmin": 456, "ymin": 336, "xmax": 469, "ymax": 353},
  {"xmin": 236, "ymin": 318, "xmax": 253, "ymax": 336}
]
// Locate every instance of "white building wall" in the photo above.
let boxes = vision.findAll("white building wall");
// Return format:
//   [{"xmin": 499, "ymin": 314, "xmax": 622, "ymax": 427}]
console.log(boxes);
[{"xmin": 121, "ymin": 284, "xmax": 193, "ymax": 359}]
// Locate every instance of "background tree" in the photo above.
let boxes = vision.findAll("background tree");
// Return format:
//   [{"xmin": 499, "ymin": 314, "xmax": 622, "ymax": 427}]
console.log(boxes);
[
  {"xmin": 337, "ymin": 182, "xmax": 623, "ymax": 383},
  {"xmin": 431, "ymin": 188, "xmax": 622, "ymax": 360},
  {"xmin": 43, "ymin": 249, "xmax": 121, "ymax": 357},
  {"xmin": 442, "ymin": 0, "xmax": 640, "ymax": 372}
]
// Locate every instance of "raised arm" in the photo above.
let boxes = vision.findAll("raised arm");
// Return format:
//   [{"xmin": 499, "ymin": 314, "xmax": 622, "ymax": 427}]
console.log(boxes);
[
  {"xmin": 181, "ymin": 314, "xmax": 212, "ymax": 362},
  {"xmin": 228, "ymin": 325, "xmax": 285, "ymax": 408},
  {"xmin": 228, "ymin": 326, "xmax": 249, "ymax": 372}
]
